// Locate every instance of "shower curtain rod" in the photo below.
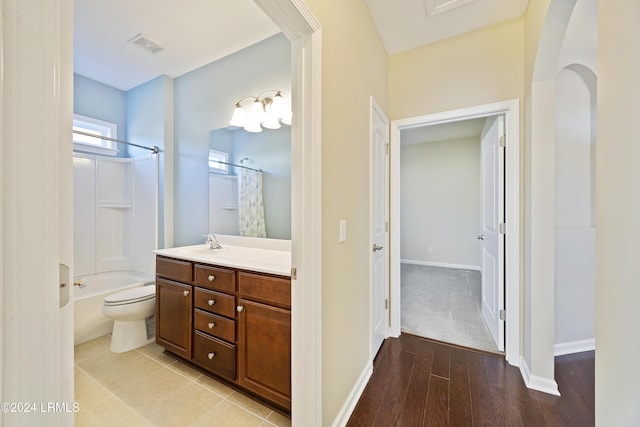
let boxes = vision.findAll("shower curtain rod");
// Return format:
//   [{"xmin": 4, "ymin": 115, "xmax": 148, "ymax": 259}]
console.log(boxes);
[
  {"xmin": 211, "ymin": 159, "xmax": 262, "ymax": 173},
  {"xmin": 73, "ymin": 130, "xmax": 160, "ymax": 154}
]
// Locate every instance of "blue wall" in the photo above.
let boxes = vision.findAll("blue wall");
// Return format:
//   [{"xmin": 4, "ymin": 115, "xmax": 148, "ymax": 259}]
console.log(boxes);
[
  {"xmin": 126, "ymin": 75, "xmax": 174, "ymax": 248},
  {"xmin": 73, "ymin": 74, "xmax": 127, "ymax": 155}
]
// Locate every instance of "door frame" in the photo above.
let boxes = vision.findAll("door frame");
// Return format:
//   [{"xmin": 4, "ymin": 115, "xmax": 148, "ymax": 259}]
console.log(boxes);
[
  {"xmin": 253, "ymin": 1, "xmax": 323, "ymax": 425},
  {"xmin": 389, "ymin": 99, "xmax": 520, "ymax": 366}
]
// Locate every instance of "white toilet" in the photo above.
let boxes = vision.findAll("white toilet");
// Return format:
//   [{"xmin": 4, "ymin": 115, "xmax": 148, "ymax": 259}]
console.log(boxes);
[{"xmin": 102, "ymin": 285, "xmax": 156, "ymax": 353}]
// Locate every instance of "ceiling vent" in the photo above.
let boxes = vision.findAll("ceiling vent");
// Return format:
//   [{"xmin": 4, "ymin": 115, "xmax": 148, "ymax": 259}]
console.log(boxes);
[
  {"xmin": 128, "ymin": 33, "xmax": 164, "ymax": 54},
  {"xmin": 424, "ymin": 0, "xmax": 477, "ymax": 16}
]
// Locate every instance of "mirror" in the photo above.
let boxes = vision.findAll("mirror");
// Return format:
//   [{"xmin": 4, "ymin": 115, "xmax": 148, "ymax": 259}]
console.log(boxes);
[{"xmin": 208, "ymin": 126, "xmax": 291, "ymax": 240}]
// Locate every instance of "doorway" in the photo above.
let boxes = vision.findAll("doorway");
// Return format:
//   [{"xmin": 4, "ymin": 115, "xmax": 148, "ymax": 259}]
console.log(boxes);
[
  {"xmin": 389, "ymin": 100, "xmax": 521, "ymax": 365},
  {"xmin": 397, "ymin": 115, "xmax": 504, "ymax": 354}
]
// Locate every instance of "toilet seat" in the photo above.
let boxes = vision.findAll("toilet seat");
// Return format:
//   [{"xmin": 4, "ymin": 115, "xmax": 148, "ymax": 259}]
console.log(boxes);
[{"xmin": 104, "ymin": 285, "xmax": 156, "ymax": 306}]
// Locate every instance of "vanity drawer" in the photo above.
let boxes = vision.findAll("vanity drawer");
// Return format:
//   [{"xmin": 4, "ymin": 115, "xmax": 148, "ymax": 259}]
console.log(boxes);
[
  {"xmin": 193, "ymin": 331, "xmax": 236, "ymax": 380},
  {"xmin": 156, "ymin": 256, "xmax": 193, "ymax": 283},
  {"xmin": 194, "ymin": 264, "xmax": 236, "ymax": 293},
  {"xmin": 194, "ymin": 287, "xmax": 236, "ymax": 318},
  {"xmin": 238, "ymin": 272, "xmax": 291, "ymax": 309},
  {"xmin": 194, "ymin": 309, "xmax": 235, "ymax": 342}
]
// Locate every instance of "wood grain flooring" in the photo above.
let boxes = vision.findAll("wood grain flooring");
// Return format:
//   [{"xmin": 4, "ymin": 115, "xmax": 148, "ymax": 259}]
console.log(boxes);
[{"xmin": 347, "ymin": 334, "xmax": 594, "ymax": 427}]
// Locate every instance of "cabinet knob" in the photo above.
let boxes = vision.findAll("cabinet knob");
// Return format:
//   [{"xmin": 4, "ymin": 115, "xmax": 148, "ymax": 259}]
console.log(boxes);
[
  {"xmin": 208, "ymin": 299, "xmax": 215, "ymax": 306},
  {"xmin": 207, "ymin": 352, "xmax": 215, "ymax": 360},
  {"xmin": 237, "ymin": 305, "xmax": 244, "ymax": 312},
  {"xmin": 183, "ymin": 290, "xmax": 189, "ymax": 297},
  {"xmin": 208, "ymin": 322, "xmax": 215, "ymax": 329},
  {"xmin": 208, "ymin": 275, "xmax": 216, "ymax": 282}
]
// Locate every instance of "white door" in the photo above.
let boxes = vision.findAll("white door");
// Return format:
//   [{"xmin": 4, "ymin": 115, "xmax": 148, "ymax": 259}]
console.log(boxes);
[
  {"xmin": 480, "ymin": 115, "xmax": 505, "ymax": 352},
  {"xmin": 370, "ymin": 97, "xmax": 389, "ymax": 358}
]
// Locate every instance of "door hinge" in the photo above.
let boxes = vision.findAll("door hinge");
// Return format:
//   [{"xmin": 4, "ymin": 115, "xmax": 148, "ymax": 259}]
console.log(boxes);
[
  {"xmin": 385, "ymin": 221, "xmax": 389, "ymax": 232},
  {"xmin": 291, "ymin": 267, "xmax": 297, "ymax": 280},
  {"xmin": 499, "ymin": 309, "xmax": 506, "ymax": 321},
  {"xmin": 385, "ymin": 299, "xmax": 389, "ymax": 310},
  {"xmin": 499, "ymin": 222, "xmax": 506, "ymax": 234},
  {"xmin": 499, "ymin": 135, "xmax": 506, "ymax": 148}
]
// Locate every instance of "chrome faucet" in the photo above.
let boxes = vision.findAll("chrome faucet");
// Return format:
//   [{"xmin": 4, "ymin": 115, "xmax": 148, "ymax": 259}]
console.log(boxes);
[{"xmin": 204, "ymin": 233, "xmax": 223, "ymax": 249}]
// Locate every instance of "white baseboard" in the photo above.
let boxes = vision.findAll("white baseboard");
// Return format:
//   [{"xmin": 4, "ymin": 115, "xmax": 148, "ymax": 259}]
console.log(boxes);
[
  {"xmin": 331, "ymin": 361, "xmax": 373, "ymax": 427},
  {"xmin": 519, "ymin": 356, "xmax": 561, "ymax": 396},
  {"xmin": 554, "ymin": 338, "xmax": 596, "ymax": 356},
  {"xmin": 401, "ymin": 259, "xmax": 480, "ymax": 271}
]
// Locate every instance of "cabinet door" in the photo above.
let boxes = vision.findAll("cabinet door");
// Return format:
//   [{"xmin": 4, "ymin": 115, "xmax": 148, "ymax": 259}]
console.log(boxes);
[
  {"xmin": 156, "ymin": 278, "xmax": 193, "ymax": 359},
  {"xmin": 237, "ymin": 298, "xmax": 291, "ymax": 410}
]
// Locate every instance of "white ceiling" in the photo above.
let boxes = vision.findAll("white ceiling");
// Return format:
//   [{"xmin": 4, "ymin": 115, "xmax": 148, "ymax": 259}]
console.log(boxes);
[
  {"xmin": 74, "ymin": 0, "xmax": 280, "ymax": 91},
  {"xmin": 74, "ymin": 0, "xmax": 530, "ymax": 92},
  {"xmin": 401, "ymin": 118, "xmax": 486, "ymax": 145},
  {"xmin": 365, "ymin": 0, "xmax": 530, "ymax": 54}
]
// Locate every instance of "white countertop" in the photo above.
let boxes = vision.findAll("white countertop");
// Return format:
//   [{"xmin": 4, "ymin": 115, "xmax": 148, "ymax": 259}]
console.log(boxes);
[{"xmin": 154, "ymin": 238, "xmax": 291, "ymax": 277}]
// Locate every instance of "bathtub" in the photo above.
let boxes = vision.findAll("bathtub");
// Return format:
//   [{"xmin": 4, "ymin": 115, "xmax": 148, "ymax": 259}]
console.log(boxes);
[{"xmin": 73, "ymin": 271, "xmax": 155, "ymax": 346}]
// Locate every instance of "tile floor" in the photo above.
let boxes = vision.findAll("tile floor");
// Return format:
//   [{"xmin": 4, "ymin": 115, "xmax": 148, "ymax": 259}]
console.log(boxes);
[
  {"xmin": 401, "ymin": 264, "xmax": 500, "ymax": 353},
  {"xmin": 74, "ymin": 335, "xmax": 291, "ymax": 427}
]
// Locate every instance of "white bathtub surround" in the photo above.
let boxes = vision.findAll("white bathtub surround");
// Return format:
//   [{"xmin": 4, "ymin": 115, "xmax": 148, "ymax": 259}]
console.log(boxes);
[
  {"xmin": 154, "ymin": 234, "xmax": 291, "ymax": 277},
  {"xmin": 73, "ymin": 153, "xmax": 158, "ymax": 277},
  {"xmin": 73, "ymin": 153, "xmax": 158, "ymax": 346}
]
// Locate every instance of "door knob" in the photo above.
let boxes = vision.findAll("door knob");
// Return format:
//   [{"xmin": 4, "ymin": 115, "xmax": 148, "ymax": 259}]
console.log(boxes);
[
  {"xmin": 477, "ymin": 234, "xmax": 484, "ymax": 240},
  {"xmin": 237, "ymin": 305, "xmax": 244, "ymax": 312},
  {"xmin": 183, "ymin": 290, "xmax": 189, "ymax": 296},
  {"xmin": 372, "ymin": 244, "xmax": 384, "ymax": 252}
]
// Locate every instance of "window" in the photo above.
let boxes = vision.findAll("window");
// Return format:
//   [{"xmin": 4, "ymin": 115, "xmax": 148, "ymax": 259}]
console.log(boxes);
[
  {"xmin": 209, "ymin": 149, "xmax": 230, "ymax": 174},
  {"xmin": 73, "ymin": 114, "xmax": 118, "ymax": 156}
]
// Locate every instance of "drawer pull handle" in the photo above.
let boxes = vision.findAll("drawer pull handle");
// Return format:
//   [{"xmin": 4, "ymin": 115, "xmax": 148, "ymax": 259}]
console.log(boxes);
[
  {"xmin": 183, "ymin": 290, "xmax": 189, "ymax": 297},
  {"xmin": 237, "ymin": 305, "xmax": 244, "ymax": 312},
  {"xmin": 208, "ymin": 275, "xmax": 216, "ymax": 282},
  {"xmin": 208, "ymin": 352, "xmax": 215, "ymax": 360},
  {"xmin": 208, "ymin": 322, "xmax": 215, "ymax": 329},
  {"xmin": 208, "ymin": 299, "xmax": 215, "ymax": 306}
]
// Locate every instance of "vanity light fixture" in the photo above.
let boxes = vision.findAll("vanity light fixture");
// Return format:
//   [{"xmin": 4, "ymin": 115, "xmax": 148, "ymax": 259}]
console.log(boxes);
[{"xmin": 229, "ymin": 90, "xmax": 291, "ymax": 133}]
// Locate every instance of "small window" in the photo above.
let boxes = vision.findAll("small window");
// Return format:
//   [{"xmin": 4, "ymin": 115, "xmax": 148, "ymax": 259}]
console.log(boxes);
[
  {"xmin": 73, "ymin": 114, "xmax": 118, "ymax": 156},
  {"xmin": 209, "ymin": 149, "xmax": 229, "ymax": 174}
]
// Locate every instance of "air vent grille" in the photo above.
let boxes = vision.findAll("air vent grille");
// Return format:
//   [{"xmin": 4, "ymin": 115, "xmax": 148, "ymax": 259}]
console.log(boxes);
[
  {"xmin": 424, "ymin": 0, "xmax": 477, "ymax": 16},
  {"xmin": 128, "ymin": 33, "xmax": 164, "ymax": 54}
]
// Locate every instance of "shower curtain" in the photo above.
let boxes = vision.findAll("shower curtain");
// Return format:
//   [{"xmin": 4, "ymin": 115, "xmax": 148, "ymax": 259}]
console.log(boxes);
[{"xmin": 238, "ymin": 168, "xmax": 266, "ymax": 238}]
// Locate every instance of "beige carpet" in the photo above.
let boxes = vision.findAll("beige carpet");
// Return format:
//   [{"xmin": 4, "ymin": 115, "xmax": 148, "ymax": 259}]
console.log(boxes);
[{"xmin": 401, "ymin": 263, "xmax": 501, "ymax": 354}]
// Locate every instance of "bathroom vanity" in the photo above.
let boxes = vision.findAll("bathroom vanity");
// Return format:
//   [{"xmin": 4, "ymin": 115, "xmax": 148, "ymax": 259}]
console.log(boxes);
[{"xmin": 154, "ymin": 241, "xmax": 291, "ymax": 412}]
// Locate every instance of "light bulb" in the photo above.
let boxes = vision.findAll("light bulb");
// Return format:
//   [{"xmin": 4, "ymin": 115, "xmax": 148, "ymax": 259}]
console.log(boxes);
[
  {"xmin": 271, "ymin": 92, "xmax": 286, "ymax": 119},
  {"xmin": 229, "ymin": 104, "xmax": 246, "ymax": 127}
]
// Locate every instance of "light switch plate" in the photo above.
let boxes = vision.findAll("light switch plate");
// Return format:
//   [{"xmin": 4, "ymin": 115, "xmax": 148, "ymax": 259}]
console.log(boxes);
[{"xmin": 339, "ymin": 220, "xmax": 347, "ymax": 243}]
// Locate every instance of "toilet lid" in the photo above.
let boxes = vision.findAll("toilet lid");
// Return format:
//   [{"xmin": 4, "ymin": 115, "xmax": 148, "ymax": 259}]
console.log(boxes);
[{"xmin": 104, "ymin": 285, "xmax": 156, "ymax": 305}]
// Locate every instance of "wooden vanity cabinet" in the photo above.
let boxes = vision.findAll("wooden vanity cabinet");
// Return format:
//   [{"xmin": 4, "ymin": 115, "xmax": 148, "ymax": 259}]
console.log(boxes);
[
  {"xmin": 156, "ymin": 278, "xmax": 193, "ymax": 358},
  {"xmin": 237, "ymin": 272, "xmax": 291, "ymax": 410},
  {"xmin": 155, "ymin": 256, "xmax": 291, "ymax": 412},
  {"xmin": 155, "ymin": 256, "xmax": 193, "ymax": 359}
]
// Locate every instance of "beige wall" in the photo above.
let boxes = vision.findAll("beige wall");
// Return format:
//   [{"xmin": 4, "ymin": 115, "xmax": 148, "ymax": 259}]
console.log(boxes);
[
  {"xmin": 302, "ymin": 1, "xmax": 389, "ymax": 424},
  {"xmin": 388, "ymin": 17, "xmax": 524, "ymax": 121},
  {"xmin": 596, "ymin": 0, "xmax": 640, "ymax": 423}
]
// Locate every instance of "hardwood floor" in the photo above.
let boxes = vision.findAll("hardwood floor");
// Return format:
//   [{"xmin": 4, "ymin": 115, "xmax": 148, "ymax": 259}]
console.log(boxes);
[{"xmin": 347, "ymin": 334, "xmax": 594, "ymax": 427}]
